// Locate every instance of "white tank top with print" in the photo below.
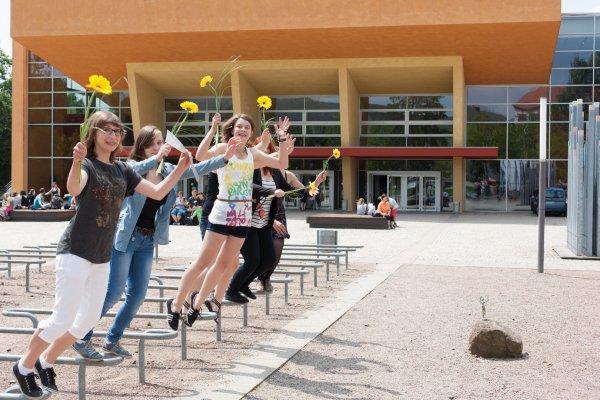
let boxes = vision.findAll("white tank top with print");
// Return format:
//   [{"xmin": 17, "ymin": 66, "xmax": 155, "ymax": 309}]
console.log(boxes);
[{"xmin": 208, "ymin": 149, "xmax": 254, "ymax": 227}]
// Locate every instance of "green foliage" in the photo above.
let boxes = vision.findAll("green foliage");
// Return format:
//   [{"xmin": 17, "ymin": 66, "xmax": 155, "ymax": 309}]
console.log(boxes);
[{"xmin": 0, "ymin": 49, "xmax": 12, "ymax": 188}]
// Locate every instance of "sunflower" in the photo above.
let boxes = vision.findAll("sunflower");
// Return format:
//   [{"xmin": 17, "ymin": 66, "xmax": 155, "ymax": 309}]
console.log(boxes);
[
  {"xmin": 180, "ymin": 101, "xmax": 199, "ymax": 113},
  {"xmin": 85, "ymin": 74, "xmax": 112, "ymax": 95},
  {"xmin": 200, "ymin": 75, "xmax": 213, "ymax": 88},
  {"xmin": 257, "ymin": 96, "xmax": 272, "ymax": 110},
  {"xmin": 308, "ymin": 181, "xmax": 318, "ymax": 197},
  {"xmin": 332, "ymin": 148, "xmax": 341, "ymax": 159}
]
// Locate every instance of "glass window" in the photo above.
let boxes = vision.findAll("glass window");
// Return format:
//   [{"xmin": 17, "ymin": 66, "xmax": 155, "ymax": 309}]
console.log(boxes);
[
  {"xmin": 29, "ymin": 109, "xmax": 52, "ymax": 124},
  {"xmin": 507, "ymin": 123, "xmax": 539, "ymax": 159},
  {"xmin": 408, "ymin": 124, "xmax": 452, "ymax": 135},
  {"xmin": 551, "ymin": 85, "xmax": 593, "ymax": 103},
  {"xmin": 407, "ymin": 95, "xmax": 452, "ymax": 109},
  {"xmin": 508, "ymin": 104, "xmax": 540, "ymax": 122},
  {"xmin": 467, "ymin": 105, "xmax": 507, "ymax": 122},
  {"xmin": 504, "ymin": 159, "xmax": 539, "ymax": 212},
  {"xmin": 465, "ymin": 160, "xmax": 504, "ymax": 211},
  {"xmin": 28, "ymin": 78, "xmax": 52, "ymax": 92},
  {"xmin": 28, "ymin": 126, "xmax": 52, "ymax": 157},
  {"xmin": 305, "ymin": 96, "xmax": 339, "ymax": 109},
  {"xmin": 549, "ymin": 123, "xmax": 568, "ymax": 159},
  {"xmin": 96, "ymin": 93, "xmax": 121, "ymax": 108},
  {"xmin": 407, "ymin": 136, "xmax": 453, "ymax": 147},
  {"xmin": 28, "ymin": 63, "xmax": 52, "ymax": 78},
  {"xmin": 120, "ymin": 108, "xmax": 133, "ymax": 125},
  {"xmin": 360, "ymin": 136, "xmax": 407, "ymax": 146},
  {"xmin": 359, "ymin": 96, "xmax": 406, "ymax": 109},
  {"xmin": 551, "ymin": 68, "xmax": 593, "ymax": 85},
  {"xmin": 51, "ymin": 159, "xmax": 73, "ymax": 190},
  {"xmin": 271, "ymin": 97, "xmax": 304, "ymax": 110},
  {"xmin": 409, "ymin": 110, "xmax": 453, "ymax": 121},
  {"xmin": 596, "ymin": 68, "xmax": 600, "ymax": 85},
  {"xmin": 467, "ymin": 87, "xmax": 507, "ymax": 104},
  {"xmin": 28, "ymin": 93, "xmax": 52, "ymax": 108},
  {"xmin": 207, "ymin": 97, "xmax": 232, "ymax": 111},
  {"xmin": 27, "ymin": 158, "xmax": 52, "ymax": 191},
  {"xmin": 559, "ymin": 17, "xmax": 594, "ymax": 35},
  {"xmin": 305, "ymin": 125, "xmax": 341, "ymax": 135},
  {"xmin": 52, "ymin": 92, "xmax": 86, "ymax": 109},
  {"xmin": 264, "ymin": 111, "xmax": 303, "ymax": 121},
  {"xmin": 555, "ymin": 35, "xmax": 594, "ymax": 51},
  {"xmin": 306, "ymin": 111, "xmax": 339, "ymax": 121},
  {"xmin": 52, "ymin": 77, "xmax": 85, "ymax": 92},
  {"xmin": 361, "ymin": 125, "xmax": 405, "ymax": 135},
  {"xmin": 303, "ymin": 137, "xmax": 341, "ymax": 146},
  {"xmin": 550, "ymin": 104, "xmax": 569, "ymax": 121},
  {"xmin": 28, "ymin": 52, "xmax": 45, "ymax": 63},
  {"xmin": 552, "ymin": 51, "xmax": 593, "ymax": 68},
  {"xmin": 361, "ymin": 111, "xmax": 405, "ymax": 122},
  {"xmin": 467, "ymin": 123, "xmax": 506, "ymax": 159},
  {"xmin": 508, "ymin": 86, "xmax": 549, "ymax": 104},
  {"xmin": 53, "ymin": 109, "xmax": 84, "ymax": 124},
  {"xmin": 53, "ymin": 126, "xmax": 80, "ymax": 157}
]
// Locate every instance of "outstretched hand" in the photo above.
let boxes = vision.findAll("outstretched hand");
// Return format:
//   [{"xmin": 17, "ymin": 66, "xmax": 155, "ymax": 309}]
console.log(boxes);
[{"xmin": 225, "ymin": 137, "xmax": 242, "ymax": 161}]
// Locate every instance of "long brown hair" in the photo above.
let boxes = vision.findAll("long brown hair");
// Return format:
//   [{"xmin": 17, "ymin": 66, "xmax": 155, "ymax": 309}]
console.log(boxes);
[
  {"xmin": 221, "ymin": 114, "xmax": 255, "ymax": 144},
  {"xmin": 83, "ymin": 111, "xmax": 124, "ymax": 162},
  {"xmin": 129, "ymin": 125, "xmax": 162, "ymax": 161}
]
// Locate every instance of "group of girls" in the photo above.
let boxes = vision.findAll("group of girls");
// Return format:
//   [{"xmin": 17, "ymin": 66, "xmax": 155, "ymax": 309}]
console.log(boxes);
[{"xmin": 9, "ymin": 109, "xmax": 325, "ymax": 398}]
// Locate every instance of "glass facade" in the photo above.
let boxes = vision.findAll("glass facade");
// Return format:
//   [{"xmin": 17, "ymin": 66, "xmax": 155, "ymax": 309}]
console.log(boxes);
[
  {"xmin": 26, "ymin": 52, "xmax": 132, "ymax": 192},
  {"xmin": 19, "ymin": 14, "xmax": 599, "ymax": 212}
]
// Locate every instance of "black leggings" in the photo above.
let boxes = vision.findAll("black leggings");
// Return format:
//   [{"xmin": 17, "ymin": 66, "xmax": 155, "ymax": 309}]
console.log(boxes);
[
  {"xmin": 261, "ymin": 237, "xmax": 284, "ymax": 280},
  {"xmin": 229, "ymin": 226, "xmax": 276, "ymax": 292}
]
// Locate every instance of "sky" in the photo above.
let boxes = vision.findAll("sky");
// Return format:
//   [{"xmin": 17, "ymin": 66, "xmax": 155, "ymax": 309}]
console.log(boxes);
[{"xmin": 1, "ymin": 0, "xmax": 600, "ymax": 57}]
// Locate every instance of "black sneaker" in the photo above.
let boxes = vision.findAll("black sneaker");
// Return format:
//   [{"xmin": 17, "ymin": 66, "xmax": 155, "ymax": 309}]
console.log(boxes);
[
  {"xmin": 225, "ymin": 291, "xmax": 249, "ymax": 304},
  {"xmin": 239, "ymin": 286, "xmax": 256, "ymax": 300},
  {"xmin": 11, "ymin": 362, "xmax": 44, "ymax": 398},
  {"xmin": 34, "ymin": 360, "xmax": 58, "ymax": 393},
  {"xmin": 165, "ymin": 298, "xmax": 180, "ymax": 331}
]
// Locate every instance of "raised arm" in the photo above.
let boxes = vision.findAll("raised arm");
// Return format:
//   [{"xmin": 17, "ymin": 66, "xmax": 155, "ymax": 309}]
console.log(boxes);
[
  {"xmin": 196, "ymin": 113, "xmax": 222, "ymax": 161},
  {"xmin": 134, "ymin": 151, "xmax": 192, "ymax": 200}
]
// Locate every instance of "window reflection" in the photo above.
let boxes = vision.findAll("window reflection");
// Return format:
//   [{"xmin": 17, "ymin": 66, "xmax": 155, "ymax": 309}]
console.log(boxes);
[
  {"xmin": 467, "ymin": 87, "xmax": 507, "ymax": 104},
  {"xmin": 507, "ymin": 124, "xmax": 539, "ymax": 159},
  {"xmin": 551, "ymin": 68, "xmax": 593, "ymax": 85},
  {"xmin": 467, "ymin": 123, "xmax": 506, "ymax": 158},
  {"xmin": 558, "ymin": 17, "xmax": 594, "ymax": 35},
  {"xmin": 552, "ymin": 51, "xmax": 593, "ymax": 68},
  {"xmin": 550, "ymin": 85, "xmax": 593, "ymax": 103},
  {"xmin": 555, "ymin": 36, "xmax": 594, "ymax": 51},
  {"xmin": 467, "ymin": 105, "xmax": 507, "ymax": 122},
  {"xmin": 549, "ymin": 123, "xmax": 568, "ymax": 159}
]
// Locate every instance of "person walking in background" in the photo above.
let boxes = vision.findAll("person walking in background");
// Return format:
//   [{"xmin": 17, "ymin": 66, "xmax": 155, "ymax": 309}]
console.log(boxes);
[
  {"xmin": 72, "ymin": 121, "xmax": 232, "ymax": 361},
  {"xmin": 9, "ymin": 110, "xmax": 191, "ymax": 398}
]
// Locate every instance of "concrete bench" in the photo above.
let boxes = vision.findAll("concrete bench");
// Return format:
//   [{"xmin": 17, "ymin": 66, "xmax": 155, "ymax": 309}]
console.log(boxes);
[
  {"xmin": 1, "ymin": 309, "xmax": 178, "ymax": 384},
  {"xmin": 10, "ymin": 209, "xmax": 76, "ymax": 222},
  {"xmin": 0, "ymin": 258, "xmax": 46, "ymax": 291},
  {"xmin": 306, "ymin": 213, "xmax": 389, "ymax": 229}
]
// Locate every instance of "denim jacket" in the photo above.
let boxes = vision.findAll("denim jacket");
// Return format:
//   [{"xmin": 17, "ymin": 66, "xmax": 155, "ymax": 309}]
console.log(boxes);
[{"xmin": 113, "ymin": 155, "xmax": 227, "ymax": 252}]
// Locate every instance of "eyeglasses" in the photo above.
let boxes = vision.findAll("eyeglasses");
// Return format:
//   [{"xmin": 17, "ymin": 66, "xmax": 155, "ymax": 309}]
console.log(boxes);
[{"xmin": 97, "ymin": 127, "xmax": 125, "ymax": 137}]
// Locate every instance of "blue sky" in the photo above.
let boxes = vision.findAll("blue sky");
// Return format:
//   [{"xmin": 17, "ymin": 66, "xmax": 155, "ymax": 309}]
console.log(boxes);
[{"xmin": 1, "ymin": 1, "xmax": 600, "ymax": 56}]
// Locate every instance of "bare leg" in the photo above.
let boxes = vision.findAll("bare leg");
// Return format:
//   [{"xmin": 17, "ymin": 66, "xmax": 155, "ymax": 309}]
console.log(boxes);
[
  {"xmin": 214, "ymin": 257, "xmax": 241, "ymax": 302},
  {"xmin": 191, "ymin": 236, "xmax": 246, "ymax": 310},
  {"xmin": 172, "ymin": 231, "xmax": 226, "ymax": 312},
  {"xmin": 41, "ymin": 332, "xmax": 78, "ymax": 364},
  {"xmin": 21, "ymin": 329, "xmax": 51, "ymax": 369}
]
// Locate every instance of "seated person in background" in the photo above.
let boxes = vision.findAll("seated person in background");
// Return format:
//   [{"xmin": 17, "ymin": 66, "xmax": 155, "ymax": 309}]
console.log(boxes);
[
  {"xmin": 187, "ymin": 189, "xmax": 202, "ymax": 225},
  {"xmin": 26, "ymin": 189, "xmax": 36, "ymax": 208},
  {"xmin": 12, "ymin": 192, "xmax": 22, "ymax": 209},
  {"xmin": 32, "ymin": 188, "xmax": 50, "ymax": 210},
  {"xmin": 375, "ymin": 194, "xmax": 394, "ymax": 229},
  {"xmin": 19, "ymin": 190, "xmax": 30, "ymax": 209},
  {"xmin": 170, "ymin": 190, "xmax": 188, "ymax": 225},
  {"xmin": 50, "ymin": 193, "xmax": 64, "ymax": 209},
  {"xmin": 0, "ymin": 193, "xmax": 14, "ymax": 221},
  {"xmin": 367, "ymin": 201, "xmax": 376, "ymax": 216},
  {"xmin": 356, "ymin": 198, "xmax": 367, "ymax": 215}
]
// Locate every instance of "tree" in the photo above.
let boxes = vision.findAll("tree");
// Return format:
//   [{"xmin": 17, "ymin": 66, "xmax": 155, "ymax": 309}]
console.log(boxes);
[{"xmin": 0, "ymin": 49, "xmax": 11, "ymax": 189}]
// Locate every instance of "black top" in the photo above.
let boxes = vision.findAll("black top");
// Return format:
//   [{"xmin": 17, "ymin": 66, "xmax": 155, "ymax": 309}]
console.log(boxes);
[
  {"xmin": 137, "ymin": 194, "xmax": 168, "ymax": 230},
  {"xmin": 57, "ymin": 158, "xmax": 142, "ymax": 263}
]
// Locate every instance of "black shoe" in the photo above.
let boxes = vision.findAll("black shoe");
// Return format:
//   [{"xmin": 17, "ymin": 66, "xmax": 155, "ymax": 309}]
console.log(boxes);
[
  {"xmin": 35, "ymin": 360, "xmax": 58, "ymax": 393},
  {"xmin": 185, "ymin": 292, "xmax": 201, "ymax": 327},
  {"xmin": 165, "ymin": 298, "xmax": 180, "ymax": 331},
  {"xmin": 225, "ymin": 291, "xmax": 249, "ymax": 304},
  {"xmin": 12, "ymin": 362, "xmax": 44, "ymax": 398},
  {"xmin": 239, "ymin": 286, "xmax": 256, "ymax": 300}
]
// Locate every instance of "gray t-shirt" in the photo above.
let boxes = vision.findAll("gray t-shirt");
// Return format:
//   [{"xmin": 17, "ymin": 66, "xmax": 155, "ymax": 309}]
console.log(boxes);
[{"xmin": 57, "ymin": 158, "xmax": 142, "ymax": 263}]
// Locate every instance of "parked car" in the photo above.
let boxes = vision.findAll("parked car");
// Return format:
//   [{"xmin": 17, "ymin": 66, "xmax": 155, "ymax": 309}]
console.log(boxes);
[{"xmin": 531, "ymin": 188, "xmax": 567, "ymax": 216}]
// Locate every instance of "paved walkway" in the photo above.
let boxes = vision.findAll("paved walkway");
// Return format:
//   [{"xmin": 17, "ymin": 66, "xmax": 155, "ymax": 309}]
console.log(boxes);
[{"xmin": 1, "ymin": 211, "xmax": 598, "ymax": 399}]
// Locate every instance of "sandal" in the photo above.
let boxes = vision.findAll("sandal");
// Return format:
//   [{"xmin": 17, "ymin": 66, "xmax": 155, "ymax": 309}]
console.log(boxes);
[
  {"xmin": 165, "ymin": 298, "xmax": 180, "ymax": 331},
  {"xmin": 204, "ymin": 297, "xmax": 221, "ymax": 314},
  {"xmin": 185, "ymin": 292, "xmax": 201, "ymax": 327}
]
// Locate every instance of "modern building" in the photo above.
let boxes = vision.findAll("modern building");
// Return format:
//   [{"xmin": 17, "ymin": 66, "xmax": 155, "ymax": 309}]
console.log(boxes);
[{"xmin": 12, "ymin": 0, "xmax": 591, "ymax": 213}]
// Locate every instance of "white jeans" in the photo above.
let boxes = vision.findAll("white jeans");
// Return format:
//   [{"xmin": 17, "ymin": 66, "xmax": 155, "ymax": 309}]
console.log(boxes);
[{"xmin": 38, "ymin": 253, "xmax": 110, "ymax": 343}]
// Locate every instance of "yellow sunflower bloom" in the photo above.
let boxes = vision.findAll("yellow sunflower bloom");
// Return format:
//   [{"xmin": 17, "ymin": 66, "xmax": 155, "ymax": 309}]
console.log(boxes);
[
  {"xmin": 332, "ymin": 148, "xmax": 341, "ymax": 159},
  {"xmin": 85, "ymin": 74, "xmax": 112, "ymax": 95},
  {"xmin": 200, "ymin": 75, "xmax": 213, "ymax": 88},
  {"xmin": 257, "ymin": 95, "xmax": 272, "ymax": 110},
  {"xmin": 180, "ymin": 101, "xmax": 199, "ymax": 113},
  {"xmin": 308, "ymin": 181, "xmax": 317, "ymax": 197}
]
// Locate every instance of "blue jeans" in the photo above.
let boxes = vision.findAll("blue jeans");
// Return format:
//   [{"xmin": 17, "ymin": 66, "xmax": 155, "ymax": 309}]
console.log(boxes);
[{"xmin": 82, "ymin": 229, "xmax": 154, "ymax": 343}]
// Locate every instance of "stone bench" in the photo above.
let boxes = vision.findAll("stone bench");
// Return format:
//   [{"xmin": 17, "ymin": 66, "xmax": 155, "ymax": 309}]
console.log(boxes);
[
  {"xmin": 306, "ymin": 213, "xmax": 389, "ymax": 229},
  {"xmin": 10, "ymin": 209, "xmax": 75, "ymax": 222}
]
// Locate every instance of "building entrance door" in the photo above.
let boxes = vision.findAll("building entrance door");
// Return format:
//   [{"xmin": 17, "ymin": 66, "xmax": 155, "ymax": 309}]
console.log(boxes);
[
  {"xmin": 284, "ymin": 171, "xmax": 333, "ymax": 210},
  {"xmin": 370, "ymin": 172, "xmax": 441, "ymax": 212}
]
